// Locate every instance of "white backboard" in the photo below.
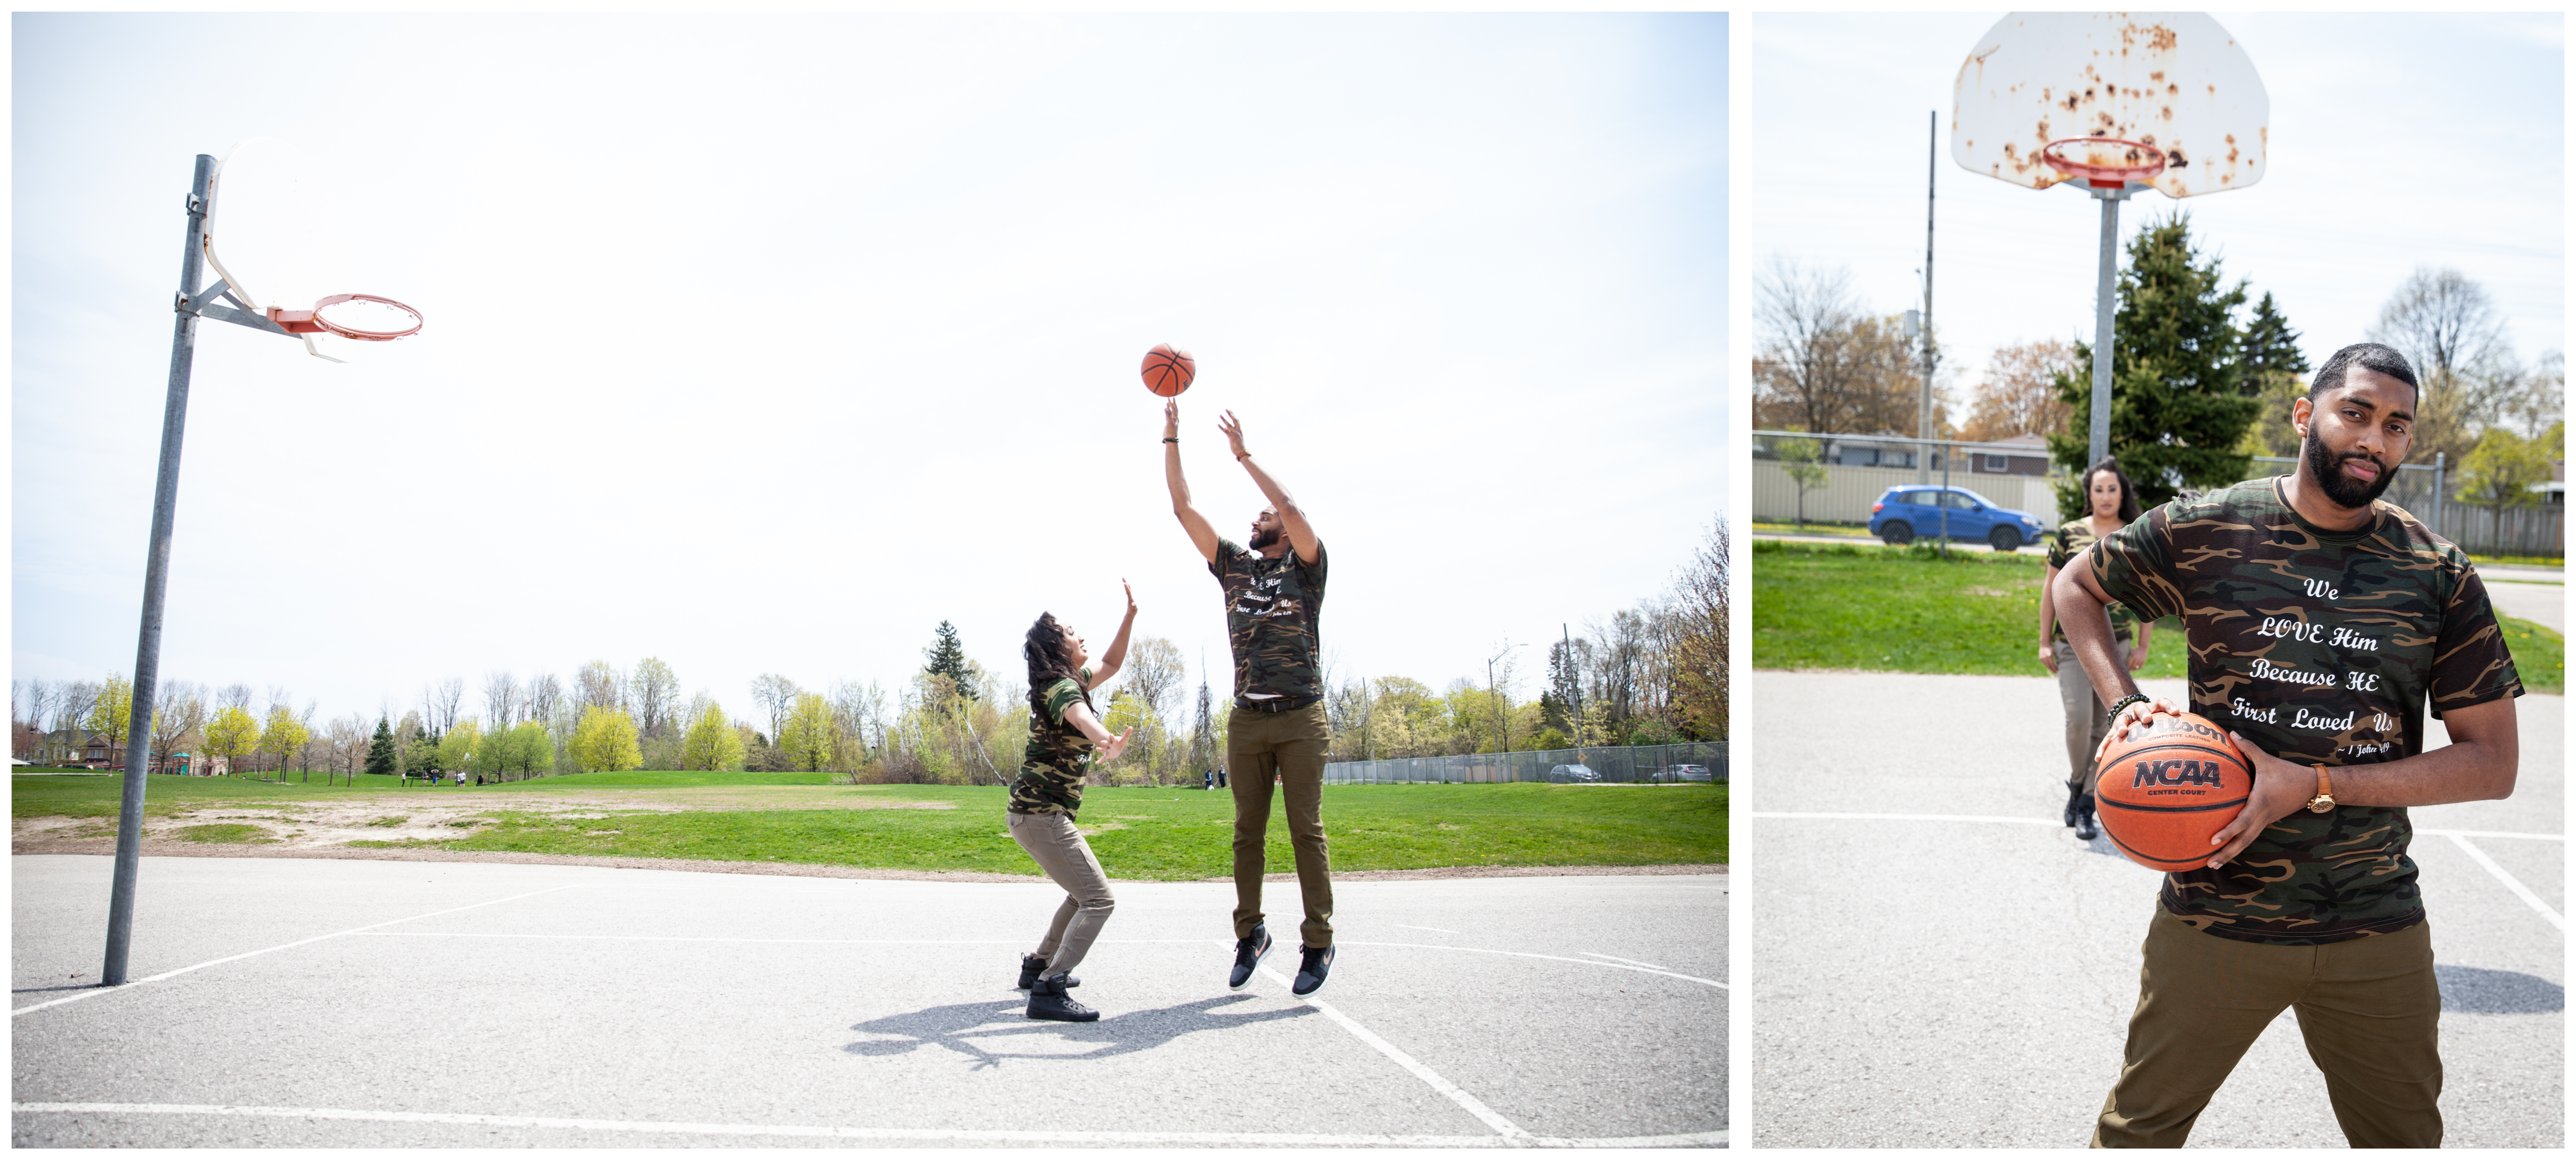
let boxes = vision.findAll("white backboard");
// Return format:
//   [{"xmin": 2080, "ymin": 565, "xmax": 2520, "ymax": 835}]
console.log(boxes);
[{"xmin": 1951, "ymin": 12, "xmax": 2268, "ymax": 198}]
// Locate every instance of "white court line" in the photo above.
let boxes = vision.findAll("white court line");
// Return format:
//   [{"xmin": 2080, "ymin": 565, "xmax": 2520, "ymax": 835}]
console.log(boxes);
[
  {"xmin": 1750, "ymin": 810, "xmax": 2057, "ymax": 826},
  {"xmin": 11, "ymin": 885, "xmax": 592, "ymax": 1018},
  {"xmin": 1758, "ymin": 811, "xmax": 2567, "ymax": 844},
  {"xmin": 2448, "ymin": 834, "xmax": 2567, "ymax": 931},
  {"xmin": 1337, "ymin": 943, "xmax": 1726, "ymax": 991},
  {"xmin": 1580, "ymin": 951, "xmax": 1674, "ymax": 972},
  {"xmin": 355, "ymin": 933, "xmax": 1729, "ymax": 990},
  {"xmin": 6, "ymin": 1103, "xmax": 1728, "ymax": 1148},
  {"xmin": 2418, "ymin": 827, "xmax": 2567, "ymax": 842},
  {"xmin": 1254, "ymin": 963, "xmax": 1533, "ymax": 1142}
]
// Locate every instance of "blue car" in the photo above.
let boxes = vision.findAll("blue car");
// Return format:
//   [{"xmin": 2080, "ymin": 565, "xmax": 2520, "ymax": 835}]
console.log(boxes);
[{"xmin": 1868, "ymin": 485, "xmax": 2045, "ymax": 551}]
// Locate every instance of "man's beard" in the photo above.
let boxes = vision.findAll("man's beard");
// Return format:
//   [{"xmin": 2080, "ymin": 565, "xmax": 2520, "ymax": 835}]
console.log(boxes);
[
  {"xmin": 1249, "ymin": 525, "xmax": 1282, "ymax": 550},
  {"xmin": 2304, "ymin": 433, "xmax": 2397, "ymax": 510}
]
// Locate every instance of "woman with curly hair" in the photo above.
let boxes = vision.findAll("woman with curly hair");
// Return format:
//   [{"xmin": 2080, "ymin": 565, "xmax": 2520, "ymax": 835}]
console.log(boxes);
[
  {"xmin": 1007, "ymin": 581, "xmax": 1137, "ymax": 1022},
  {"xmin": 2040, "ymin": 456, "xmax": 2152, "ymax": 840}
]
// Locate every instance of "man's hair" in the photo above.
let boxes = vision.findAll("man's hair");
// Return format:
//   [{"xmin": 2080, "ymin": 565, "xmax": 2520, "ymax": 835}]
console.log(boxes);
[
  {"xmin": 1023, "ymin": 613, "xmax": 1083, "ymax": 715},
  {"xmin": 2308, "ymin": 342, "xmax": 2421, "ymax": 405}
]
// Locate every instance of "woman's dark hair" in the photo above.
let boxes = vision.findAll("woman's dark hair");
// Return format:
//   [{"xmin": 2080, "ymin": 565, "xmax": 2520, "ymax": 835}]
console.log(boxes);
[
  {"xmin": 2081, "ymin": 456, "xmax": 2141, "ymax": 523},
  {"xmin": 1024, "ymin": 613, "xmax": 1084, "ymax": 714}
]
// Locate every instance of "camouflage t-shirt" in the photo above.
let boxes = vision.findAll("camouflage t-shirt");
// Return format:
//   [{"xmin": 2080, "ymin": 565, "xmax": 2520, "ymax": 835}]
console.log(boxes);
[
  {"xmin": 2046, "ymin": 520, "xmax": 2139, "ymax": 642},
  {"xmin": 1211, "ymin": 538, "xmax": 1328, "ymax": 703},
  {"xmin": 1009, "ymin": 666, "xmax": 1094, "ymax": 817},
  {"xmin": 2091, "ymin": 476, "xmax": 2523, "ymax": 945}
]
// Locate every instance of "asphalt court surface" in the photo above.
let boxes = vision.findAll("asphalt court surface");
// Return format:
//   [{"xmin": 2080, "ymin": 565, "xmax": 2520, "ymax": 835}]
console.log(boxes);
[
  {"xmin": 1750, "ymin": 670, "xmax": 2563, "ymax": 1148},
  {"xmin": 12, "ymin": 856, "xmax": 1724, "ymax": 1148}
]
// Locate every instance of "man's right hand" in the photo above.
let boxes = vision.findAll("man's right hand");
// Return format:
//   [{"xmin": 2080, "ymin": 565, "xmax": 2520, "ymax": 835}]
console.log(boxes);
[
  {"xmin": 2096, "ymin": 696, "xmax": 2184, "ymax": 761},
  {"xmin": 1164, "ymin": 398, "xmax": 1179, "ymax": 442},
  {"xmin": 2039, "ymin": 645, "xmax": 2057, "ymax": 674}
]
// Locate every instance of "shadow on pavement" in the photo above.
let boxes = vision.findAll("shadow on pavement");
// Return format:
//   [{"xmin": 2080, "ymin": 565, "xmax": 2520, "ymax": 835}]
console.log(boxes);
[
  {"xmin": 2437, "ymin": 965, "xmax": 2565, "ymax": 1014},
  {"xmin": 844, "ymin": 993, "xmax": 1313, "ymax": 1069}
]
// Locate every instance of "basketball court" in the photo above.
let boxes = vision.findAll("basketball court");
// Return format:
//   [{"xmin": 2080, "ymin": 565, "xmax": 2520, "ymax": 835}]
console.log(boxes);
[
  {"xmin": 12, "ymin": 857, "xmax": 1725, "ymax": 1148},
  {"xmin": 1747, "ymin": 670, "xmax": 2562, "ymax": 1148}
]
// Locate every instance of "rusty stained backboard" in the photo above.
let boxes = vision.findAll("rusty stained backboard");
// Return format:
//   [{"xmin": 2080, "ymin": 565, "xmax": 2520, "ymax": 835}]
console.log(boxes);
[{"xmin": 1951, "ymin": 12, "xmax": 2267, "ymax": 198}]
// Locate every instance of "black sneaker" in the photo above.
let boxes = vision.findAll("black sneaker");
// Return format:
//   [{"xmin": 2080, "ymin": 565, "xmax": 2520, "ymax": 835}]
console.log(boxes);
[
  {"xmin": 1292, "ymin": 944, "xmax": 1336, "ymax": 996},
  {"xmin": 1228, "ymin": 925, "xmax": 1273, "ymax": 989},
  {"xmin": 2075, "ymin": 794, "xmax": 2101, "ymax": 841},
  {"xmin": 1015, "ymin": 953, "xmax": 1079, "ymax": 991},
  {"xmin": 2062, "ymin": 783, "xmax": 2085, "ymax": 828},
  {"xmin": 1025, "ymin": 974, "xmax": 1097, "ymax": 1022}
]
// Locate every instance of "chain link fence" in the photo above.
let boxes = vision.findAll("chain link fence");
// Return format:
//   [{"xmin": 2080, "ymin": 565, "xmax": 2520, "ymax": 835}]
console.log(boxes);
[{"xmin": 1323, "ymin": 741, "xmax": 1727, "ymax": 785}]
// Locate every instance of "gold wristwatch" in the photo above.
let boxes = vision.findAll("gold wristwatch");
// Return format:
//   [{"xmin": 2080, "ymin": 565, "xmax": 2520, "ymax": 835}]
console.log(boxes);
[{"xmin": 2305, "ymin": 763, "xmax": 2337, "ymax": 814}]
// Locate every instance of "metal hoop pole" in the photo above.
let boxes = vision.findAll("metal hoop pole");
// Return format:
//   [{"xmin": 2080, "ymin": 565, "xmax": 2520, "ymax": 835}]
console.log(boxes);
[
  {"xmin": 104, "ymin": 154, "xmax": 214, "ymax": 987},
  {"xmin": 2088, "ymin": 190, "xmax": 2121, "ymax": 468}
]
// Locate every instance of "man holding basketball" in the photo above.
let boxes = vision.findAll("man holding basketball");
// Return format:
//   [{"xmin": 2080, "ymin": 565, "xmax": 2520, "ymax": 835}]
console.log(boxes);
[
  {"xmin": 1163, "ymin": 399, "xmax": 1336, "ymax": 996},
  {"xmin": 2052, "ymin": 342, "xmax": 2523, "ymax": 1148}
]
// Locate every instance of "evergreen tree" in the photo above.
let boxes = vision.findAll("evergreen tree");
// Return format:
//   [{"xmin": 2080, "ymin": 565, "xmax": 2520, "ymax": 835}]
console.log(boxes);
[
  {"xmin": 2236, "ymin": 292, "xmax": 2315, "ymax": 458},
  {"xmin": 2050, "ymin": 212, "xmax": 2264, "ymax": 513},
  {"xmin": 364, "ymin": 717, "xmax": 397, "ymax": 777},
  {"xmin": 922, "ymin": 620, "xmax": 977, "ymax": 701},
  {"xmin": 2240, "ymin": 292, "xmax": 2310, "ymax": 381}
]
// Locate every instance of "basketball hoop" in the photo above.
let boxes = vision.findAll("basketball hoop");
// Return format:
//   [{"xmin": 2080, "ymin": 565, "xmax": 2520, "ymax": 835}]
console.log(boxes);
[
  {"xmin": 267, "ymin": 293, "xmax": 423, "ymax": 341},
  {"xmin": 2040, "ymin": 138, "xmax": 2167, "ymax": 190}
]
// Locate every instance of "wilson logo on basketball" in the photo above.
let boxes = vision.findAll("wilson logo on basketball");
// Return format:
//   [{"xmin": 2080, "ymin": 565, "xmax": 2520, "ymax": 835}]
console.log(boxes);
[{"xmin": 2131, "ymin": 758, "xmax": 2226, "ymax": 789}]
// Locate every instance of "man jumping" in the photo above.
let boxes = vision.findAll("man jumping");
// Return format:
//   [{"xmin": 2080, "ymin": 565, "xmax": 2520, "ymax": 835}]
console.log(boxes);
[
  {"xmin": 1164, "ymin": 399, "xmax": 1336, "ymax": 996},
  {"xmin": 2053, "ymin": 342, "xmax": 2523, "ymax": 1148}
]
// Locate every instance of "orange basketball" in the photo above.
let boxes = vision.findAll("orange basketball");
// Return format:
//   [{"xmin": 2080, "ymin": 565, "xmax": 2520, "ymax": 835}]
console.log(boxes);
[
  {"xmin": 2092, "ymin": 712, "xmax": 2254, "ymax": 872},
  {"xmin": 1141, "ymin": 344, "xmax": 1195, "ymax": 397}
]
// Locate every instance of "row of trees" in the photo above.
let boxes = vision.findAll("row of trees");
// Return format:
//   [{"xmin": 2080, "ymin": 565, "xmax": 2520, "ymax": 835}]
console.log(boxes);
[
  {"xmin": 15, "ymin": 516, "xmax": 1731, "ymax": 785},
  {"xmin": 1754, "ymin": 218, "xmax": 2563, "ymax": 526}
]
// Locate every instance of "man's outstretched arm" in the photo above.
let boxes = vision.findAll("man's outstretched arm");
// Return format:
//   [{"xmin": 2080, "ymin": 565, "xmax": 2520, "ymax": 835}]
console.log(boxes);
[
  {"xmin": 1165, "ymin": 399, "xmax": 1219, "ymax": 564},
  {"xmin": 1218, "ymin": 409, "xmax": 1318, "ymax": 565}
]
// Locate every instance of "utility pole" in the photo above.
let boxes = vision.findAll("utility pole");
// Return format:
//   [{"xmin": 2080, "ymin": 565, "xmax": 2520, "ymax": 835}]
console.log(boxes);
[
  {"xmin": 1562, "ymin": 624, "xmax": 1581, "ymax": 750},
  {"xmin": 1486, "ymin": 640, "xmax": 1523, "ymax": 758},
  {"xmin": 1917, "ymin": 107, "xmax": 1939, "ymax": 484}
]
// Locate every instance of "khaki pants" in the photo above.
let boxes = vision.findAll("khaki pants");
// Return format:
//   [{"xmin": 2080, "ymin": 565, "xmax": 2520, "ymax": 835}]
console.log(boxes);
[
  {"xmin": 2056, "ymin": 638, "xmax": 2131, "ymax": 791},
  {"xmin": 1227, "ymin": 702, "xmax": 1334, "ymax": 948},
  {"xmin": 1006, "ymin": 810, "xmax": 1115, "ymax": 976},
  {"xmin": 2093, "ymin": 909, "xmax": 2442, "ymax": 1148}
]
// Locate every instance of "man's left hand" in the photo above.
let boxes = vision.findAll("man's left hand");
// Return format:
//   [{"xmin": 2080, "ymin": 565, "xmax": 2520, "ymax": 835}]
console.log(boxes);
[
  {"xmin": 2203, "ymin": 731, "xmax": 2313, "ymax": 869},
  {"xmin": 1218, "ymin": 409, "xmax": 1249, "ymax": 458}
]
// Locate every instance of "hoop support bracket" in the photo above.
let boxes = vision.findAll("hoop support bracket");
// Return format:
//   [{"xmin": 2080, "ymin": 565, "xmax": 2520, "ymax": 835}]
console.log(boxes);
[{"xmin": 175, "ymin": 277, "xmax": 295, "ymax": 337}]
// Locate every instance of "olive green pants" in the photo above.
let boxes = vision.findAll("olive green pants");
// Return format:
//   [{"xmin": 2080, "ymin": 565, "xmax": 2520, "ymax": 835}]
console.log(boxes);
[
  {"xmin": 2055, "ymin": 638, "xmax": 2130, "ymax": 791},
  {"xmin": 1227, "ymin": 703, "xmax": 1334, "ymax": 948},
  {"xmin": 2093, "ymin": 908, "xmax": 2441, "ymax": 1148},
  {"xmin": 1006, "ymin": 810, "xmax": 1115, "ymax": 977}
]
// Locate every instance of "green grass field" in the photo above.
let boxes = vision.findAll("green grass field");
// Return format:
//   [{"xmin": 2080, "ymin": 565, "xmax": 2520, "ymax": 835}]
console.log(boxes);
[
  {"xmin": 1753, "ymin": 539, "xmax": 2563, "ymax": 694},
  {"xmin": 11, "ymin": 775, "xmax": 1727, "ymax": 879}
]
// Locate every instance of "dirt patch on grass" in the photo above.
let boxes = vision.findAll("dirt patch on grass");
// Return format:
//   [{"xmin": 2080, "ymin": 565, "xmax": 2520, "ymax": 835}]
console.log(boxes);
[{"xmin": 11, "ymin": 786, "xmax": 959, "ymax": 857}]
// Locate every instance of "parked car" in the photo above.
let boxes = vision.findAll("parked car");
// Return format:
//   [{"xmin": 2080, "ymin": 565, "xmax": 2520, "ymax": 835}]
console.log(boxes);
[
  {"xmin": 1868, "ymin": 485, "xmax": 2045, "ymax": 551},
  {"xmin": 1546, "ymin": 763, "xmax": 1600, "ymax": 783},
  {"xmin": 1651, "ymin": 763, "xmax": 1714, "ymax": 783}
]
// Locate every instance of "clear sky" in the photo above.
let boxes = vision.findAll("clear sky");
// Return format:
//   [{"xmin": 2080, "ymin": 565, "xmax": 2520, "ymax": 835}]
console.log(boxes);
[
  {"xmin": 12, "ymin": 13, "xmax": 1726, "ymax": 727},
  {"xmin": 1753, "ymin": 11, "xmax": 2563, "ymax": 409}
]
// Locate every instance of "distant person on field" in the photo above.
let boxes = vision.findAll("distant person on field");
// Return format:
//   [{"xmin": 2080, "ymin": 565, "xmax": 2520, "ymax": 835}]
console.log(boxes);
[
  {"xmin": 1006, "ymin": 585, "xmax": 1138, "ymax": 1023},
  {"xmin": 1164, "ymin": 399, "xmax": 1336, "ymax": 996},
  {"xmin": 2039, "ymin": 456, "xmax": 2153, "ymax": 840},
  {"xmin": 2055, "ymin": 343, "xmax": 2522, "ymax": 1148}
]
